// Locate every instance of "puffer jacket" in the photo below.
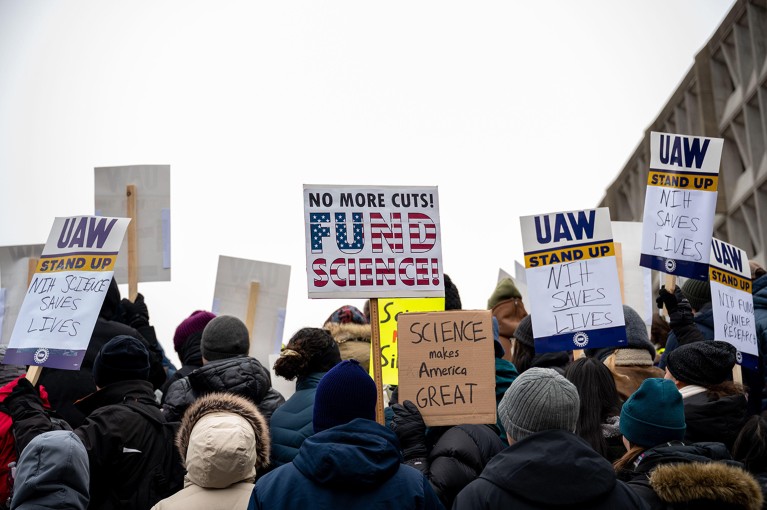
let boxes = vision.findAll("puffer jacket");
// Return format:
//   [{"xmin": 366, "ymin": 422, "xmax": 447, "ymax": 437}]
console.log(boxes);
[
  {"xmin": 269, "ymin": 372, "xmax": 324, "ymax": 468},
  {"xmin": 162, "ymin": 356, "xmax": 285, "ymax": 423},
  {"xmin": 151, "ymin": 393, "xmax": 270, "ymax": 510}
]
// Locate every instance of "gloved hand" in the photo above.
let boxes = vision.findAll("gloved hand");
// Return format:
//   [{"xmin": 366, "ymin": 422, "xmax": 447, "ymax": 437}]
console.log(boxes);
[
  {"xmin": 120, "ymin": 293, "xmax": 149, "ymax": 328},
  {"xmin": 389, "ymin": 400, "xmax": 427, "ymax": 460},
  {"xmin": 4, "ymin": 376, "xmax": 43, "ymax": 414},
  {"xmin": 656, "ymin": 285, "xmax": 693, "ymax": 328},
  {"xmin": 656, "ymin": 285, "xmax": 681, "ymax": 314}
]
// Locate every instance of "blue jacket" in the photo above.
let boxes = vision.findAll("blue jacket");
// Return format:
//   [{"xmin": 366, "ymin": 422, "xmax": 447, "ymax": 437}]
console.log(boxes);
[
  {"xmin": 754, "ymin": 274, "xmax": 767, "ymax": 362},
  {"xmin": 249, "ymin": 418, "xmax": 443, "ymax": 510},
  {"xmin": 269, "ymin": 372, "xmax": 325, "ymax": 468}
]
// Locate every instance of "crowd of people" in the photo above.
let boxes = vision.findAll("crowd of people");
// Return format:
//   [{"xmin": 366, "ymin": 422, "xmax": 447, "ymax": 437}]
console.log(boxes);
[{"xmin": 0, "ymin": 263, "xmax": 766, "ymax": 509}]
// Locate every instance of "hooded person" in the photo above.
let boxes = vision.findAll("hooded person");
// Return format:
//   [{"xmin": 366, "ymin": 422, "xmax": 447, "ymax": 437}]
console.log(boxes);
[
  {"xmin": 509, "ymin": 315, "xmax": 569, "ymax": 375},
  {"xmin": 487, "ymin": 277, "xmax": 528, "ymax": 363},
  {"xmin": 616, "ymin": 378, "xmax": 762, "ymax": 510},
  {"xmin": 151, "ymin": 393, "xmax": 270, "ymax": 510},
  {"xmin": 162, "ymin": 315, "xmax": 285, "ymax": 424},
  {"xmin": 665, "ymin": 340, "xmax": 748, "ymax": 449},
  {"xmin": 248, "ymin": 360, "xmax": 443, "ymax": 510},
  {"xmin": 6, "ymin": 335, "xmax": 185, "ymax": 510},
  {"xmin": 453, "ymin": 367, "xmax": 644, "ymax": 509},
  {"xmin": 269, "ymin": 327, "xmax": 341, "ymax": 468},
  {"xmin": 10, "ymin": 430, "xmax": 89, "ymax": 510},
  {"xmin": 322, "ymin": 305, "xmax": 372, "ymax": 370},
  {"xmin": 160, "ymin": 311, "xmax": 216, "ymax": 399},
  {"xmin": 585, "ymin": 305, "xmax": 664, "ymax": 401}
]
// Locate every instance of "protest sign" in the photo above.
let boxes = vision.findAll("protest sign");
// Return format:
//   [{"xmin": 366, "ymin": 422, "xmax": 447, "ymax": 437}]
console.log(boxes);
[
  {"xmin": 0, "ymin": 244, "xmax": 44, "ymax": 344},
  {"xmin": 520, "ymin": 207, "xmax": 627, "ymax": 353},
  {"xmin": 95, "ymin": 165, "xmax": 171, "ymax": 284},
  {"xmin": 397, "ymin": 310, "xmax": 496, "ymax": 426},
  {"xmin": 498, "ymin": 267, "xmax": 529, "ymax": 310},
  {"xmin": 372, "ymin": 297, "xmax": 445, "ymax": 385},
  {"xmin": 709, "ymin": 238, "xmax": 758, "ymax": 369},
  {"xmin": 640, "ymin": 132, "xmax": 724, "ymax": 280},
  {"xmin": 612, "ymin": 221, "xmax": 653, "ymax": 327},
  {"xmin": 4, "ymin": 216, "xmax": 130, "ymax": 369},
  {"xmin": 212, "ymin": 256, "xmax": 290, "ymax": 366},
  {"xmin": 303, "ymin": 185, "xmax": 443, "ymax": 299}
]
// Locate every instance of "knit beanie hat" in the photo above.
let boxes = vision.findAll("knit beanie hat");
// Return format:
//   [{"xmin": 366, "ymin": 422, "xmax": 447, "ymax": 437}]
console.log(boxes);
[
  {"xmin": 325, "ymin": 305, "xmax": 368, "ymax": 326},
  {"xmin": 93, "ymin": 335, "xmax": 151, "ymax": 388},
  {"xmin": 497, "ymin": 367, "xmax": 579, "ymax": 442},
  {"xmin": 513, "ymin": 314, "xmax": 535, "ymax": 348},
  {"xmin": 444, "ymin": 274, "xmax": 462, "ymax": 311},
  {"xmin": 666, "ymin": 340, "xmax": 737, "ymax": 387},
  {"xmin": 174, "ymin": 310, "xmax": 217, "ymax": 351},
  {"xmin": 487, "ymin": 278, "xmax": 523, "ymax": 308},
  {"xmin": 201, "ymin": 315, "xmax": 250, "ymax": 361},
  {"xmin": 585, "ymin": 305, "xmax": 655, "ymax": 360},
  {"xmin": 313, "ymin": 359, "xmax": 377, "ymax": 432},
  {"xmin": 681, "ymin": 278, "xmax": 712, "ymax": 311},
  {"xmin": 620, "ymin": 378, "xmax": 686, "ymax": 448}
]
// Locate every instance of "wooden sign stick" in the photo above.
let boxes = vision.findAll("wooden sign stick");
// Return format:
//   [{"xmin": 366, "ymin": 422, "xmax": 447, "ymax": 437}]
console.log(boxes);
[
  {"xmin": 26, "ymin": 257, "xmax": 42, "ymax": 385},
  {"xmin": 369, "ymin": 298, "xmax": 385, "ymax": 425},
  {"xmin": 245, "ymin": 281, "xmax": 260, "ymax": 340},
  {"xmin": 127, "ymin": 184, "xmax": 138, "ymax": 301}
]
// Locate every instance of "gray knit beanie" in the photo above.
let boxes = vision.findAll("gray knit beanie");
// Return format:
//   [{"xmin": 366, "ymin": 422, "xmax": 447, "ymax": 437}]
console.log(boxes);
[
  {"xmin": 201, "ymin": 315, "xmax": 250, "ymax": 361},
  {"xmin": 513, "ymin": 314, "xmax": 535, "ymax": 348},
  {"xmin": 498, "ymin": 367, "xmax": 580, "ymax": 442}
]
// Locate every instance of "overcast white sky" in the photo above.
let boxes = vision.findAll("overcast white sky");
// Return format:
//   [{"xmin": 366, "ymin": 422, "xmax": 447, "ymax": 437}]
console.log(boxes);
[{"xmin": 0, "ymin": 1, "xmax": 736, "ymax": 366}]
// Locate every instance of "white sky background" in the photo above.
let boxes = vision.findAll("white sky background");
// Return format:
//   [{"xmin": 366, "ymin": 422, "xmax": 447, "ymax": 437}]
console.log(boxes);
[{"xmin": 0, "ymin": 1, "xmax": 735, "ymax": 367}]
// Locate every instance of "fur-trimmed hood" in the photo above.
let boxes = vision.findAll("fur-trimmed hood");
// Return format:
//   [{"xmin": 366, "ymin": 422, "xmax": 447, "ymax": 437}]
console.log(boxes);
[
  {"xmin": 323, "ymin": 321, "xmax": 371, "ymax": 344},
  {"xmin": 650, "ymin": 461, "xmax": 763, "ymax": 510},
  {"xmin": 176, "ymin": 392, "xmax": 270, "ymax": 488}
]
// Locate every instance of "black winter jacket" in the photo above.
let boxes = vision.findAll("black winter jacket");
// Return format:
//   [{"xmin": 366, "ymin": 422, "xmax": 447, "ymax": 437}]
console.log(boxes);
[
  {"xmin": 684, "ymin": 391, "xmax": 748, "ymax": 450},
  {"xmin": 162, "ymin": 356, "xmax": 284, "ymax": 423}
]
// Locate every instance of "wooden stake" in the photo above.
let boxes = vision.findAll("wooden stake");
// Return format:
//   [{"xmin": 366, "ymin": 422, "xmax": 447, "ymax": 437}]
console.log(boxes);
[
  {"xmin": 245, "ymin": 281, "xmax": 260, "ymax": 340},
  {"xmin": 572, "ymin": 349, "xmax": 585, "ymax": 359},
  {"xmin": 26, "ymin": 257, "xmax": 43, "ymax": 385},
  {"xmin": 615, "ymin": 242, "xmax": 625, "ymax": 304},
  {"xmin": 733, "ymin": 364, "xmax": 743, "ymax": 385},
  {"xmin": 27, "ymin": 257, "xmax": 38, "ymax": 287},
  {"xmin": 370, "ymin": 298, "xmax": 385, "ymax": 425},
  {"xmin": 126, "ymin": 184, "xmax": 138, "ymax": 301}
]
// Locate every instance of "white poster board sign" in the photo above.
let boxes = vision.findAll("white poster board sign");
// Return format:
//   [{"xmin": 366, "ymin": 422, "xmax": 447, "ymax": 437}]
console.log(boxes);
[
  {"xmin": 211, "ymin": 255, "xmax": 290, "ymax": 365},
  {"xmin": 95, "ymin": 165, "xmax": 171, "ymax": 283},
  {"xmin": 612, "ymin": 221, "xmax": 653, "ymax": 327},
  {"xmin": 4, "ymin": 216, "xmax": 130, "ymax": 369},
  {"xmin": 640, "ymin": 132, "xmax": 723, "ymax": 280},
  {"xmin": 520, "ymin": 208, "xmax": 627, "ymax": 352},
  {"xmin": 303, "ymin": 185, "xmax": 443, "ymax": 298},
  {"xmin": 0, "ymin": 244, "xmax": 44, "ymax": 344},
  {"xmin": 709, "ymin": 238, "xmax": 758, "ymax": 369}
]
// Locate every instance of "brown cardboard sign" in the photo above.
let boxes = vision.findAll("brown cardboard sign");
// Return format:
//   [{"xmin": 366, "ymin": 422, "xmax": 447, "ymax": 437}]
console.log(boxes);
[{"xmin": 397, "ymin": 310, "xmax": 496, "ymax": 426}]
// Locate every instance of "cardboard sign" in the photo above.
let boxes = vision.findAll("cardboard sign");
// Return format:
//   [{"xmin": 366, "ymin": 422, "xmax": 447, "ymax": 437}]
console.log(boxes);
[
  {"xmin": 372, "ymin": 297, "xmax": 445, "ymax": 385},
  {"xmin": 4, "ymin": 216, "xmax": 130, "ymax": 369},
  {"xmin": 640, "ymin": 132, "xmax": 724, "ymax": 280},
  {"xmin": 397, "ymin": 310, "xmax": 496, "ymax": 426},
  {"xmin": 211, "ymin": 256, "xmax": 290, "ymax": 365},
  {"xmin": 303, "ymin": 185, "xmax": 443, "ymax": 299},
  {"xmin": 709, "ymin": 238, "xmax": 758, "ymax": 369},
  {"xmin": 95, "ymin": 165, "xmax": 171, "ymax": 282},
  {"xmin": 520, "ymin": 208, "xmax": 627, "ymax": 353},
  {"xmin": 0, "ymin": 244, "xmax": 44, "ymax": 344}
]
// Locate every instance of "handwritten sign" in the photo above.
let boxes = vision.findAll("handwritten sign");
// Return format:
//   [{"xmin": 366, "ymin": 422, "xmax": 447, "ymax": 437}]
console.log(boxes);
[
  {"xmin": 397, "ymin": 310, "xmax": 496, "ymax": 426},
  {"xmin": 709, "ymin": 238, "xmax": 758, "ymax": 369},
  {"xmin": 640, "ymin": 132, "xmax": 724, "ymax": 280},
  {"xmin": 520, "ymin": 208, "xmax": 626, "ymax": 352},
  {"xmin": 303, "ymin": 185, "xmax": 443, "ymax": 299},
  {"xmin": 371, "ymin": 297, "xmax": 445, "ymax": 385},
  {"xmin": 0, "ymin": 244, "xmax": 44, "ymax": 343},
  {"xmin": 4, "ymin": 216, "xmax": 130, "ymax": 369}
]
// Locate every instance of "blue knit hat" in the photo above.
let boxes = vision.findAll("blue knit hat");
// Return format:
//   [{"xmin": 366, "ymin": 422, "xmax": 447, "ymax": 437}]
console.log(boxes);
[
  {"xmin": 620, "ymin": 378, "xmax": 686, "ymax": 448},
  {"xmin": 313, "ymin": 359, "xmax": 377, "ymax": 432}
]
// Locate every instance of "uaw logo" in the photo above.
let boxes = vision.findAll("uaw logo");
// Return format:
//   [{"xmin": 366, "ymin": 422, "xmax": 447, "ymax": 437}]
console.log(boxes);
[
  {"xmin": 736, "ymin": 351, "xmax": 743, "ymax": 364},
  {"xmin": 664, "ymin": 258, "xmax": 677, "ymax": 273},
  {"xmin": 572, "ymin": 331, "xmax": 589, "ymax": 348},
  {"xmin": 33, "ymin": 348, "xmax": 49, "ymax": 364}
]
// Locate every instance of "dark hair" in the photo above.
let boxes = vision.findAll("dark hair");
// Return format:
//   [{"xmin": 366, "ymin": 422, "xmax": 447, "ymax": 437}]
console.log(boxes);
[
  {"xmin": 733, "ymin": 414, "xmax": 767, "ymax": 473},
  {"xmin": 443, "ymin": 273, "xmax": 462, "ymax": 311},
  {"xmin": 273, "ymin": 328, "xmax": 339, "ymax": 381},
  {"xmin": 565, "ymin": 357, "xmax": 622, "ymax": 458},
  {"xmin": 650, "ymin": 312, "xmax": 670, "ymax": 349},
  {"xmin": 510, "ymin": 339, "xmax": 535, "ymax": 373}
]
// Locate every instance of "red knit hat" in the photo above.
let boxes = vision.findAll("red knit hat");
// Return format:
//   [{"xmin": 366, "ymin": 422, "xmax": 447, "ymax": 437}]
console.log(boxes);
[{"xmin": 174, "ymin": 310, "xmax": 216, "ymax": 351}]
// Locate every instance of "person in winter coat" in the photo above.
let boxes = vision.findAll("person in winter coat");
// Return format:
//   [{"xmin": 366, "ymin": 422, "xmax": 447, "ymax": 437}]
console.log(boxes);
[
  {"xmin": 565, "ymin": 357, "xmax": 625, "ymax": 462},
  {"xmin": 666, "ymin": 340, "xmax": 748, "ymax": 449},
  {"xmin": 249, "ymin": 359, "xmax": 443, "ymax": 510},
  {"xmin": 6, "ymin": 335, "xmax": 185, "ymax": 510},
  {"xmin": 159, "ymin": 310, "xmax": 216, "ymax": 399},
  {"xmin": 37, "ymin": 278, "xmax": 166, "ymax": 428},
  {"xmin": 453, "ymin": 368, "xmax": 645, "ymax": 510},
  {"xmin": 162, "ymin": 315, "xmax": 284, "ymax": 423},
  {"xmin": 269, "ymin": 327, "xmax": 341, "ymax": 468},
  {"xmin": 487, "ymin": 277, "xmax": 528, "ymax": 363},
  {"xmin": 616, "ymin": 377, "xmax": 762, "ymax": 509},
  {"xmin": 732, "ymin": 413, "xmax": 767, "ymax": 507},
  {"xmin": 323, "ymin": 305, "xmax": 372, "ymax": 370},
  {"xmin": 510, "ymin": 315, "xmax": 569, "ymax": 375},
  {"xmin": 10, "ymin": 430, "xmax": 89, "ymax": 510},
  {"xmin": 151, "ymin": 393, "xmax": 270, "ymax": 510},
  {"xmin": 658, "ymin": 278, "xmax": 715, "ymax": 369},
  {"xmin": 491, "ymin": 317, "xmax": 519, "ymax": 445}
]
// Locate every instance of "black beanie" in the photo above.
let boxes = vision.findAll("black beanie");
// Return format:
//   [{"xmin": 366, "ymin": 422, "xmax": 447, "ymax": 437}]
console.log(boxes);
[
  {"xmin": 201, "ymin": 315, "xmax": 250, "ymax": 361},
  {"xmin": 681, "ymin": 278, "xmax": 711, "ymax": 312},
  {"xmin": 444, "ymin": 274, "xmax": 462, "ymax": 311},
  {"xmin": 667, "ymin": 341, "xmax": 737, "ymax": 387},
  {"xmin": 513, "ymin": 314, "xmax": 534, "ymax": 348},
  {"xmin": 93, "ymin": 335, "xmax": 150, "ymax": 388}
]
